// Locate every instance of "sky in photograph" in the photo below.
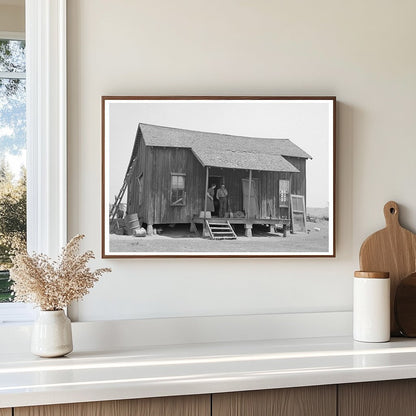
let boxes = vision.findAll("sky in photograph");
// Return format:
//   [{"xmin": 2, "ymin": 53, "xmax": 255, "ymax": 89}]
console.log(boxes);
[{"xmin": 107, "ymin": 100, "xmax": 333, "ymax": 208}]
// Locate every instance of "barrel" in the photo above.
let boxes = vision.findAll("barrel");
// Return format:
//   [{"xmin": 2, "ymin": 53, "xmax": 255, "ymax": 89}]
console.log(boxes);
[{"xmin": 125, "ymin": 213, "xmax": 140, "ymax": 235}]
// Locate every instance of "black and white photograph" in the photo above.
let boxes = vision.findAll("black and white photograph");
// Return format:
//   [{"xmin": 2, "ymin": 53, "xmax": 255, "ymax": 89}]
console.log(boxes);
[{"xmin": 102, "ymin": 97, "xmax": 335, "ymax": 257}]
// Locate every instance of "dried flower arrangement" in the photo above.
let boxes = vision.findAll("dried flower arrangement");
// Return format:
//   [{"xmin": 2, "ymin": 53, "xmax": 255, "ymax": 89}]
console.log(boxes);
[{"xmin": 10, "ymin": 234, "xmax": 111, "ymax": 311}]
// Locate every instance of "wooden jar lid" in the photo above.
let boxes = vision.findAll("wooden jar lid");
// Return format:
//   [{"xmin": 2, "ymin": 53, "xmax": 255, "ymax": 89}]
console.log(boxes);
[{"xmin": 354, "ymin": 271, "xmax": 390, "ymax": 279}]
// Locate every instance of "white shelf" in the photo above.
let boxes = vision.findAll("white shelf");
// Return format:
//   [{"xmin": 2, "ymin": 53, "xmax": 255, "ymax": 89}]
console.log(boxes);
[{"xmin": 2, "ymin": 336, "xmax": 416, "ymax": 408}]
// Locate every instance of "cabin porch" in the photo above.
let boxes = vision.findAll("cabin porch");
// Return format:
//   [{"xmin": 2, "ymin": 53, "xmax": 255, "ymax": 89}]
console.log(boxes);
[{"xmin": 191, "ymin": 216, "xmax": 291, "ymax": 238}]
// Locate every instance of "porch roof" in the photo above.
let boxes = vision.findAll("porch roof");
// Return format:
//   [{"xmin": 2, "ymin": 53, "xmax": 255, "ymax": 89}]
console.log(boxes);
[{"xmin": 192, "ymin": 148, "xmax": 300, "ymax": 172}]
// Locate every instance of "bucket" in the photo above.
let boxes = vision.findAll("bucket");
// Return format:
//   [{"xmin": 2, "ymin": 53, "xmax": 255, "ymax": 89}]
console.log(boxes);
[
  {"xmin": 125, "ymin": 213, "xmax": 140, "ymax": 235},
  {"xmin": 199, "ymin": 211, "xmax": 211, "ymax": 219}
]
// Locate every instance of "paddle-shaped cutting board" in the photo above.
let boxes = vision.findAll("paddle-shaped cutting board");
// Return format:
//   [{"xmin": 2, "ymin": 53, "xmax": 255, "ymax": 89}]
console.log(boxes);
[{"xmin": 359, "ymin": 201, "xmax": 416, "ymax": 335}]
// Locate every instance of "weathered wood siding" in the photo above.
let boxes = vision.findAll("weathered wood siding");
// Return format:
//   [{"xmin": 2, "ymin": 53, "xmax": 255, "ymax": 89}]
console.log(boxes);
[
  {"xmin": 145, "ymin": 147, "xmax": 206, "ymax": 225},
  {"xmin": 127, "ymin": 129, "xmax": 149, "ymax": 222},
  {"xmin": 284, "ymin": 157, "xmax": 306, "ymax": 207},
  {"xmin": 259, "ymin": 171, "xmax": 282, "ymax": 219}
]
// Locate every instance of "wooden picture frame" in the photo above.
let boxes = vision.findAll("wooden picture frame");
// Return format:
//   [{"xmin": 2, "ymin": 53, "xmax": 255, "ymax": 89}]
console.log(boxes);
[{"xmin": 102, "ymin": 96, "xmax": 336, "ymax": 258}]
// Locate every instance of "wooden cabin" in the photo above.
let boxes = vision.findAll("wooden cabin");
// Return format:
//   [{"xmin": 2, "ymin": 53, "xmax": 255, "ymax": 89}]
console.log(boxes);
[{"xmin": 125, "ymin": 123, "xmax": 311, "ymax": 235}]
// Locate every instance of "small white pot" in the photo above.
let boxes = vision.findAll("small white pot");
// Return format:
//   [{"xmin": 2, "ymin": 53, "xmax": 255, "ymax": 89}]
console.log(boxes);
[{"xmin": 31, "ymin": 310, "xmax": 73, "ymax": 357}]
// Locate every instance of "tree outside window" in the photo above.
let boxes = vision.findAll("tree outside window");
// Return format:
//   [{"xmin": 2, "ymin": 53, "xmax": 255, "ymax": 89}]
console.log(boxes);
[{"xmin": 0, "ymin": 38, "xmax": 27, "ymax": 302}]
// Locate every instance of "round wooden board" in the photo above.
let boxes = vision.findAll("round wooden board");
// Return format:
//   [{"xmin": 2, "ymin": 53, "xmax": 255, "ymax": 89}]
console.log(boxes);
[{"xmin": 395, "ymin": 272, "xmax": 416, "ymax": 337}]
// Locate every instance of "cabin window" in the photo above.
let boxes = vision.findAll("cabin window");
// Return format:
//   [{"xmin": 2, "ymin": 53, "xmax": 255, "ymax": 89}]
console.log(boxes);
[
  {"xmin": 170, "ymin": 173, "xmax": 186, "ymax": 206},
  {"xmin": 279, "ymin": 179, "xmax": 290, "ymax": 207},
  {"xmin": 137, "ymin": 173, "xmax": 144, "ymax": 205}
]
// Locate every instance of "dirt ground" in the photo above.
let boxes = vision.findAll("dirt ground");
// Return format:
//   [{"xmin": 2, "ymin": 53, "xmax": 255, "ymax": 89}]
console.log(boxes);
[{"xmin": 109, "ymin": 220, "xmax": 329, "ymax": 254}]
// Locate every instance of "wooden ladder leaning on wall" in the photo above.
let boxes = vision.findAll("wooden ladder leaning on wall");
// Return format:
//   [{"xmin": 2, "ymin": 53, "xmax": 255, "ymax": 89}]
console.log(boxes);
[{"xmin": 109, "ymin": 157, "xmax": 137, "ymax": 221}]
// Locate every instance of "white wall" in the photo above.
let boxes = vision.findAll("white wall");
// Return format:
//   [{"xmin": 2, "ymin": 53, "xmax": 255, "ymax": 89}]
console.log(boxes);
[{"xmin": 67, "ymin": 0, "xmax": 416, "ymax": 322}]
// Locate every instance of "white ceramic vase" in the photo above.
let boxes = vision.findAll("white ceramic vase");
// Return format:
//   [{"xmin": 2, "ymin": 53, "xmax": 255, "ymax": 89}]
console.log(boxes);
[{"xmin": 31, "ymin": 310, "xmax": 73, "ymax": 357}]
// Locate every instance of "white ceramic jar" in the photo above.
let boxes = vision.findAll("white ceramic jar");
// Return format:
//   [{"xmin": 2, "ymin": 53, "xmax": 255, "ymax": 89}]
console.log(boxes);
[
  {"xmin": 31, "ymin": 310, "xmax": 73, "ymax": 357},
  {"xmin": 353, "ymin": 271, "xmax": 390, "ymax": 343}
]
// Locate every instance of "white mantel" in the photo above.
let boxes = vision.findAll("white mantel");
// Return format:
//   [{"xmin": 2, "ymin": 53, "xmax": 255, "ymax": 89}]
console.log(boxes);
[{"xmin": 2, "ymin": 332, "xmax": 416, "ymax": 408}]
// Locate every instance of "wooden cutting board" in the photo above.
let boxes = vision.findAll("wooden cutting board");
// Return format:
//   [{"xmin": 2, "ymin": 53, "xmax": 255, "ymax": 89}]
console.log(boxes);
[{"xmin": 359, "ymin": 201, "xmax": 416, "ymax": 335}]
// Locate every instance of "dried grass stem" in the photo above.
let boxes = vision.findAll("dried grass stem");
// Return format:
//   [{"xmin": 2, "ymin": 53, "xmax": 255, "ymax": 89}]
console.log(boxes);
[{"xmin": 10, "ymin": 234, "xmax": 111, "ymax": 310}]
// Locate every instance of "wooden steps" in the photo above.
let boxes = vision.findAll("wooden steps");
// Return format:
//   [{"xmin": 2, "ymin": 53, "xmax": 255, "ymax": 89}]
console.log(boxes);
[{"xmin": 205, "ymin": 220, "xmax": 237, "ymax": 240}]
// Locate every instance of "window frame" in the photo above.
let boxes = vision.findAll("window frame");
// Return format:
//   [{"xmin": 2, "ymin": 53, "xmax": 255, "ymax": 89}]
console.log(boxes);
[
  {"xmin": 170, "ymin": 172, "xmax": 186, "ymax": 206},
  {"xmin": 0, "ymin": 32, "xmax": 26, "ymax": 80},
  {"xmin": 279, "ymin": 179, "xmax": 290, "ymax": 208},
  {"xmin": 0, "ymin": 33, "xmax": 27, "ymax": 312},
  {"xmin": 26, "ymin": 0, "xmax": 67, "ymax": 258},
  {"xmin": 0, "ymin": 31, "xmax": 25, "ymax": 41},
  {"xmin": 0, "ymin": 0, "xmax": 67, "ymax": 324}
]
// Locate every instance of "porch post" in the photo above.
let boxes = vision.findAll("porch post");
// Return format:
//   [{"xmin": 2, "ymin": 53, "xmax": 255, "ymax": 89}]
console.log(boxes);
[
  {"xmin": 245, "ymin": 169, "xmax": 253, "ymax": 237},
  {"xmin": 203, "ymin": 166, "xmax": 209, "ymax": 237},
  {"xmin": 247, "ymin": 169, "xmax": 252, "ymax": 219}
]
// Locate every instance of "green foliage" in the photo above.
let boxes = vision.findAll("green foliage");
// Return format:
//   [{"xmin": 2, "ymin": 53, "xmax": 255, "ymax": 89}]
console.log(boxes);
[
  {"xmin": 0, "ymin": 270, "xmax": 13, "ymax": 302},
  {"xmin": 0, "ymin": 39, "xmax": 25, "ymax": 73},
  {"xmin": 0, "ymin": 161, "xmax": 26, "ymax": 269}
]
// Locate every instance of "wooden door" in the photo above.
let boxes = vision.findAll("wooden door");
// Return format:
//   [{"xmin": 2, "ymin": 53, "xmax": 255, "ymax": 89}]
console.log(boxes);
[
  {"xmin": 15, "ymin": 395, "xmax": 210, "ymax": 416},
  {"xmin": 290, "ymin": 194, "xmax": 306, "ymax": 232},
  {"xmin": 212, "ymin": 386, "xmax": 336, "ymax": 416},
  {"xmin": 338, "ymin": 380, "xmax": 416, "ymax": 416},
  {"xmin": 209, "ymin": 175, "xmax": 224, "ymax": 216},
  {"xmin": 242, "ymin": 178, "xmax": 259, "ymax": 218}
]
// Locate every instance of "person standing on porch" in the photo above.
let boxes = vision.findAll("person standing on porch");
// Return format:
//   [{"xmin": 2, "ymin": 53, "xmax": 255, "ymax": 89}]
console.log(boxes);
[
  {"xmin": 216, "ymin": 184, "xmax": 228, "ymax": 217},
  {"xmin": 206, "ymin": 184, "xmax": 216, "ymax": 214}
]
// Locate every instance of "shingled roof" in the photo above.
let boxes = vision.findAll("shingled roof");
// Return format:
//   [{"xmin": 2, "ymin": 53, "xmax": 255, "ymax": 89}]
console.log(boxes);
[
  {"xmin": 129, "ymin": 123, "xmax": 311, "ymax": 173},
  {"xmin": 193, "ymin": 149, "xmax": 299, "ymax": 172}
]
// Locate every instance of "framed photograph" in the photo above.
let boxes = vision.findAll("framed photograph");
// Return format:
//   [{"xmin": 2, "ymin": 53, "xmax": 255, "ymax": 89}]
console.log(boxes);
[{"xmin": 102, "ymin": 96, "xmax": 335, "ymax": 258}]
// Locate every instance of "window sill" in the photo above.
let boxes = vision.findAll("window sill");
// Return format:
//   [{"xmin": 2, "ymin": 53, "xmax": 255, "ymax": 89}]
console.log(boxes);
[{"xmin": 0, "ymin": 303, "xmax": 35, "ymax": 325}]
